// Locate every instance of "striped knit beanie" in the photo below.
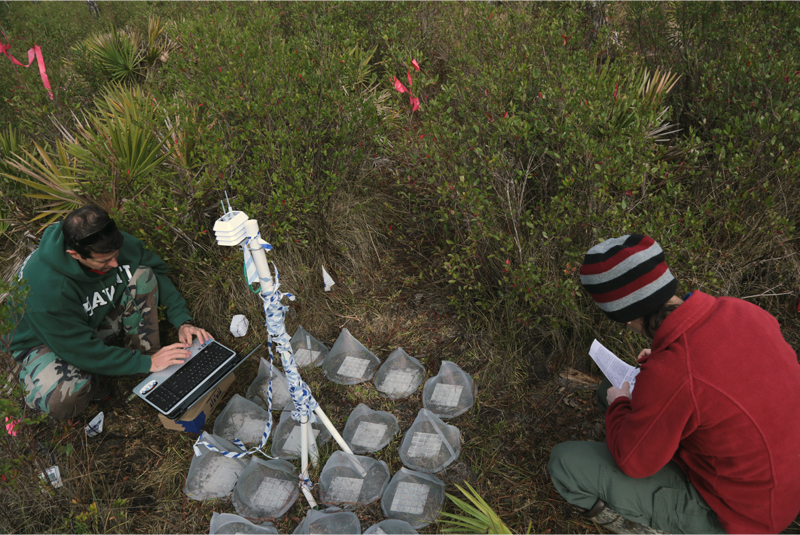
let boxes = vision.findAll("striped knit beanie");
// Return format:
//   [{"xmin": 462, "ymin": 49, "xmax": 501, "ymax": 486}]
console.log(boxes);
[{"xmin": 580, "ymin": 234, "xmax": 677, "ymax": 323}]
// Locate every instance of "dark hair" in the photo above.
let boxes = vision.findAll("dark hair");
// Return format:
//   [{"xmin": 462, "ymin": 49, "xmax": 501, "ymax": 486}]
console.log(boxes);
[
  {"xmin": 642, "ymin": 299, "xmax": 681, "ymax": 339},
  {"xmin": 63, "ymin": 205, "xmax": 124, "ymax": 258}
]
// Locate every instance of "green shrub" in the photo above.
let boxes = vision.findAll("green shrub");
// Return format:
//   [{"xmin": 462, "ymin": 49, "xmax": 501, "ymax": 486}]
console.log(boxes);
[
  {"xmin": 145, "ymin": 3, "xmax": 392, "ymax": 253},
  {"xmin": 386, "ymin": 2, "xmax": 800, "ymax": 359},
  {"xmin": 0, "ymin": 125, "xmax": 30, "ymax": 234},
  {"xmin": 0, "ymin": 2, "xmax": 172, "ymax": 134},
  {"xmin": 2, "ymin": 84, "xmax": 174, "ymax": 226},
  {"xmin": 1, "ymin": 1, "xmax": 798, "ymax": 368},
  {"xmin": 0, "ymin": 277, "xmax": 46, "ymax": 496}
]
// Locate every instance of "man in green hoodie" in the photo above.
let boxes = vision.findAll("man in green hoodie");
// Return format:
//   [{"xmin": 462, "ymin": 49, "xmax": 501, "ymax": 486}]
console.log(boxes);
[{"xmin": 9, "ymin": 205, "xmax": 211, "ymax": 419}]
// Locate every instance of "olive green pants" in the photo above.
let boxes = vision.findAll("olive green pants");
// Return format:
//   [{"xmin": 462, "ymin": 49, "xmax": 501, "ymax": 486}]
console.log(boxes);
[{"xmin": 548, "ymin": 379, "xmax": 725, "ymax": 534}]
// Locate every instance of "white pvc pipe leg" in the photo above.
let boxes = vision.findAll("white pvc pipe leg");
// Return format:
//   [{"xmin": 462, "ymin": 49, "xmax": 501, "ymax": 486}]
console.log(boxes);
[
  {"xmin": 314, "ymin": 406, "xmax": 353, "ymax": 454},
  {"xmin": 299, "ymin": 415, "xmax": 317, "ymax": 508},
  {"xmin": 301, "ymin": 415, "xmax": 309, "ymax": 470},
  {"xmin": 301, "ymin": 417, "xmax": 319, "ymax": 466}
]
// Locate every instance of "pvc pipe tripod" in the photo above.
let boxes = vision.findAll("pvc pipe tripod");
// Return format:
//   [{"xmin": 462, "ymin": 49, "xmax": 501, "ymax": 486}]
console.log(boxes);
[{"xmin": 214, "ymin": 205, "xmax": 355, "ymax": 508}]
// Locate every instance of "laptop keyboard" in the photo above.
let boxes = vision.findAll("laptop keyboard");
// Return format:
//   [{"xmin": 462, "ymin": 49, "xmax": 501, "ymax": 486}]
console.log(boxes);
[{"xmin": 146, "ymin": 341, "xmax": 236, "ymax": 412}]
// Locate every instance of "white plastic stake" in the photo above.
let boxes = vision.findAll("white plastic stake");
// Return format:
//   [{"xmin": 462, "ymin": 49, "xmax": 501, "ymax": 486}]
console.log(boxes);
[{"xmin": 301, "ymin": 416, "xmax": 318, "ymax": 466}]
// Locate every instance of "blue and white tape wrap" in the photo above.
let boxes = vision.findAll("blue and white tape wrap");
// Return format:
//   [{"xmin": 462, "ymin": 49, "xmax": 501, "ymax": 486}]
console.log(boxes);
[
  {"xmin": 192, "ymin": 357, "xmax": 276, "ymax": 459},
  {"xmin": 261, "ymin": 262, "xmax": 319, "ymax": 422},
  {"xmin": 192, "ymin": 243, "xmax": 317, "ymax": 494},
  {"xmin": 261, "ymin": 263, "xmax": 318, "ymax": 494}
]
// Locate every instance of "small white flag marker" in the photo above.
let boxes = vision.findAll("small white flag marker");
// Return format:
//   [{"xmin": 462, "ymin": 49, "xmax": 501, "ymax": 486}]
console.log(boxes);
[{"xmin": 322, "ymin": 266, "xmax": 335, "ymax": 292}]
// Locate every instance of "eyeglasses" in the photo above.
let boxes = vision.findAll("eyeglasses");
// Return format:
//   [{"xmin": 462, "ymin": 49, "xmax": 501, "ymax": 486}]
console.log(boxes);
[{"xmin": 75, "ymin": 219, "xmax": 117, "ymax": 247}]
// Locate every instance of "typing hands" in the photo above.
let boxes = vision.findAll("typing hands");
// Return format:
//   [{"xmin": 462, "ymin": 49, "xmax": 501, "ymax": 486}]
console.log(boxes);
[
  {"xmin": 150, "ymin": 343, "xmax": 190, "ymax": 372},
  {"xmin": 178, "ymin": 323, "xmax": 213, "ymax": 346},
  {"xmin": 148, "ymin": 325, "xmax": 214, "ymax": 372}
]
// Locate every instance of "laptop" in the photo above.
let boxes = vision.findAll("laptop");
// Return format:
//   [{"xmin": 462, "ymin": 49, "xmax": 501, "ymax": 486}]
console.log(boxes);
[{"xmin": 133, "ymin": 338, "xmax": 261, "ymax": 420}]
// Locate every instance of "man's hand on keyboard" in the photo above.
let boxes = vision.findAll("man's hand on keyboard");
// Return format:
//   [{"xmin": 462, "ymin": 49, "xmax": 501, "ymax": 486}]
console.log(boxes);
[
  {"xmin": 150, "ymin": 343, "xmax": 191, "ymax": 372},
  {"xmin": 178, "ymin": 323, "xmax": 213, "ymax": 346}
]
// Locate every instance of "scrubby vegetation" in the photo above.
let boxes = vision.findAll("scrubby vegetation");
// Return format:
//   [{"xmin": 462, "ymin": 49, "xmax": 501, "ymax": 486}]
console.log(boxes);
[{"xmin": 1, "ymin": 2, "xmax": 799, "ymax": 533}]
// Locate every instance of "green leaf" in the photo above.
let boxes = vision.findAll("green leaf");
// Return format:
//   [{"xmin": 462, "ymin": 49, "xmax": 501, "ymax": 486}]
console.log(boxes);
[{"xmin": 439, "ymin": 483, "xmax": 513, "ymax": 534}]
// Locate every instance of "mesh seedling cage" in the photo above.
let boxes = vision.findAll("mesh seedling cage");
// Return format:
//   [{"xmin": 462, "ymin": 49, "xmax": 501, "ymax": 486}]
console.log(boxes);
[
  {"xmin": 213, "ymin": 394, "xmax": 273, "ymax": 446},
  {"xmin": 318, "ymin": 451, "xmax": 390, "ymax": 507},
  {"xmin": 422, "ymin": 361, "xmax": 476, "ymax": 419},
  {"xmin": 290, "ymin": 325, "xmax": 328, "ymax": 367},
  {"xmin": 246, "ymin": 357, "xmax": 292, "ymax": 411},
  {"xmin": 209, "ymin": 512, "xmax": 278, "ymax": 534},
  {"xmin": 380, "ymin": 468, "xmax": 445, "ymax": 529},
  {"xmin": 231, "ymin": 457, "xmax": 299, "ymax": 520},
  {"xmin": 291, "ymin": 508, "xmax": 362, "ymax": 534},
  {"xmin": 270, "ymin": 403, "xmax": 332, "ymax": 460},
  {"xmin": 185, "ymin": 432, "xmax": 248, "ymax": 501},
  {"xmin": 373, "ymin": 348, "xmax": 425, "ymax": 399},
  {"xmin": 398, "ymin": 409, "xmax": 460, "ymax": 473},
  {"xmin": 342, "ymin": 403, "xmax": 399, "ymax": 454},
  {"xmin": 321, "ymin": 328, "xmax": 380, "ymax": 385}
]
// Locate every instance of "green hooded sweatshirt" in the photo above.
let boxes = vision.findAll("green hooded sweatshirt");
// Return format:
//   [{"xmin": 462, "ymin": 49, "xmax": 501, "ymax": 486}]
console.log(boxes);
[{"xmin": 9, "ymin": 222, "xmax": 193, "ymax": 376}]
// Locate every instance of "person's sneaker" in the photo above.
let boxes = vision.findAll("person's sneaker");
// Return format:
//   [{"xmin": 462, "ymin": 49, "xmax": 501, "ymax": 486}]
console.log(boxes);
[
  {"xmin": 91, "ymin": 377, "xmax": 113, "ymax": 402},
  {"xmin": 582, "ymin": 499, "xmax": 667, "ymax": 534}
]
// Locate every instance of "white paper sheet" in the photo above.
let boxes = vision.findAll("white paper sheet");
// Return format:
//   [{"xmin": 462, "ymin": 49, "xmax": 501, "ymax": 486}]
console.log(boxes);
[{"xmin": 588, "ymin": 339, "xmax": 639, "ymax": 393}]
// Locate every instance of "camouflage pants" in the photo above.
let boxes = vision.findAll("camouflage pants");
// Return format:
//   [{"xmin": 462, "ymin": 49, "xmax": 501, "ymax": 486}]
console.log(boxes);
[
  {"xmin": 96, "ymin": 265, "xmax": 160, "ymax": 353},
  {"xmin": 13, "ymin": 266, "xmax": 160, "ymax": 419}
]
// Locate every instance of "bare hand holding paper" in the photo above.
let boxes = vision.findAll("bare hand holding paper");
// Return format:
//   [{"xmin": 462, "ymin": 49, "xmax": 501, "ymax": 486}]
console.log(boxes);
[{"xmin": 589, "ymin": 339, "xmax": 640, "ymax": 393}]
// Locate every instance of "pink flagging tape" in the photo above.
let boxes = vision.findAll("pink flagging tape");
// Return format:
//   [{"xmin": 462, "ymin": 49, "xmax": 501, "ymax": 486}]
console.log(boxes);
[
  {"xmin": 393, "ymin": 77, "xmax": 408, "ymax": 94},
  {"xmin": 5, "ymin": 417, "xmax": 19, "ymax": 437},
  {"xmin": 392, "ymin": 59, "xmax": 421, "ymax": 112},
  {"xmin": 1, "ymin": 42, "xmax": 54, "ymax": 100}
]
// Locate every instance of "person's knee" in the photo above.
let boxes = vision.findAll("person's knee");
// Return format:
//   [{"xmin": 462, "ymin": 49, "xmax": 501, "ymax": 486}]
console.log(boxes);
[
  {"xmin": 130, "ymin": 265, "xmax": 157, "ymax": 291},
  {"xmin": 45, "ymin": 380, "xmax": 93, "ymax": 420},
  {"xmin": 548, "ymin": 441, "xmax": 584, "ymax": 485},
  {"xmin": 549, "ymin": 441, "xmax": 612, "ymax": 511}
]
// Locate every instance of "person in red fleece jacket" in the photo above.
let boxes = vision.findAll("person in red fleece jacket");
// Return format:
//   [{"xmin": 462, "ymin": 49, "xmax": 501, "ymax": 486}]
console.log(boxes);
[{"xmin": 548, "ymin": 234, "xmax": 800, "ymax": 534}]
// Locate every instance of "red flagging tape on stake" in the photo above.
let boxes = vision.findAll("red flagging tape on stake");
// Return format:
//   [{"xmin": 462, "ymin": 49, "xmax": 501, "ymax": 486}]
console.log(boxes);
[{"xmin": 0, "ymin": 42, "xmax": 54, "ymax": 100}]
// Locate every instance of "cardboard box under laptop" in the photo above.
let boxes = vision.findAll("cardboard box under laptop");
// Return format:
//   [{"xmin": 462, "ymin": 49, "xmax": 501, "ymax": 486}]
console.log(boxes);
[{"xmin": 158, "ymin": 373, "xmax": 235, "ymax": 433}]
